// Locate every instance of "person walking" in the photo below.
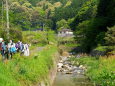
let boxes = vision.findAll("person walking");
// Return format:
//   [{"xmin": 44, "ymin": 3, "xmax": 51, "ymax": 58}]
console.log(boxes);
[
  {"xmin": 8, "ymin": 40, "xmax": 16, "ymax": 59},
  {"xmin": 15, "ymin": 41, "xmax": 20, "ymax": 52},
  {"xmin": 1, "ymin": 41, "xmax": 7, "ymax": 61},
  {"xmin": 19, "ymin": 42, "xmax": 24, "ymax": 56},
  {"xmin": 8, "ymin": 40, "xmax": 12, "ymax": 59},
  {"xmin": 24, "ymin": 43, "xmax": 30, "ymax": 56}
]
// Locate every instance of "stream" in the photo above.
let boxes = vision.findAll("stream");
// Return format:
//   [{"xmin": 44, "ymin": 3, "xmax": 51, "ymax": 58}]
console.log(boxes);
[{"xmin": 52, "ymin": 56, "xmax": 94, "ymax": 86}]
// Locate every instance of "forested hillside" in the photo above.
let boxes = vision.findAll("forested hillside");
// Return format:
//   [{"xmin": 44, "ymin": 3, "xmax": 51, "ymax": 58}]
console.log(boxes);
[
  {"xmin": 0, "ymin": 0, "xmax": 87, "ymax": 31},
  {"xmin": 0, "ymin": 0, "xmax": 115, "ymax": 52},
  {"xmin": 70, "ymin": 0, "xmax": 115, "ymax": 52}
]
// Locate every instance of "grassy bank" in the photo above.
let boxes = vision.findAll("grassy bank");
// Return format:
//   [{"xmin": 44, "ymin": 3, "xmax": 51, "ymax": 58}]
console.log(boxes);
[
  {"xmin": 70, "ymin": 56, "xmax": 115, "ymax": 86},
  {"xmin": 0, "ymin": 44, "xmax": 58, "ymax": 86},
  {"xmin": 0, "ymin": 31, "xmax": 58, "ymax": 86}
]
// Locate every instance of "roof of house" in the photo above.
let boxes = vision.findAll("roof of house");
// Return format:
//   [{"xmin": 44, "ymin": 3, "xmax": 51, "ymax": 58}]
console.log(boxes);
[{"xmin": 59, "ymin": 29, "xmax": 72, "ymax": 32}]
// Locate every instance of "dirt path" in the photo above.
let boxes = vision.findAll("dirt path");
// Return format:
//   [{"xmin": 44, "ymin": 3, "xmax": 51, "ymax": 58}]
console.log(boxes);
[{"xmin": 30, "ymin": 46, "xmax": 44, "ymax": 56}]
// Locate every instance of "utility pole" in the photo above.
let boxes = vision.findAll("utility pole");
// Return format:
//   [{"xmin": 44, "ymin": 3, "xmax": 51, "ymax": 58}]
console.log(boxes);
[{"xmin": 5, "ymin": 0, "xmax": 10, "ymax": 39}]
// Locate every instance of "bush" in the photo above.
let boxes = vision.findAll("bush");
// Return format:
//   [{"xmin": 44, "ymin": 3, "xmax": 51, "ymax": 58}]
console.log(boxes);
[
  {"xmin": 94, "ymin": 46, "xmax": 108, "ymax": 52},
  {"xmin": 70, "ymin": 57, "xmax": 115, "ymax": 86},
  {"xmin": 0, "ymin": 27, "xmax": 22, "ymax": 42},
  {"xmin": 96, "ymin": 32, "xmax": 106, "ymax": 45},
  {"xmin": 105, "ymin": 26, "xmax": 115, "ymax": 46}
]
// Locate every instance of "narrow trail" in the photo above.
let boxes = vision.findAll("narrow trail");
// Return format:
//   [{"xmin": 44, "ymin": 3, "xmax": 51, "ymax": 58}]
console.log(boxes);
[{"xmin": 30, "ymin": 47, "xmax": 44, "ymax": 55}]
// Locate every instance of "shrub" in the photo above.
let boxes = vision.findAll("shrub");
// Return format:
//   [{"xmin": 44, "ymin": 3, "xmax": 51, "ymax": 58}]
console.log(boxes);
[
  {"xmin": 105, "ymin": 26, "xmax": 115, "ymax": 46},
  {"xmin": 70, "ymin": 57, "xmax": 115, "ymax": 86},
  {"xmin": 0, "ymin": 27, "xmax": 22, "ymax": 42}
]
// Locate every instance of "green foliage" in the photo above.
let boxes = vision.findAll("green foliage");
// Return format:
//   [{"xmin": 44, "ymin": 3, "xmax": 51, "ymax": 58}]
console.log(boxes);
[
  {"xmin": 97, "ymin": 0, "xmax": 115, "ymax": 26},
  {"xmin": 94, "ymin": 46, "xmax": 108, "ymax": 52},
  {"xmin": 23, "ymin": 31, "xmax": 48, "ymax": 45},
  {"xmin": 0, "ymin": 27, "xmax": 22, "ymax": 42},
  {"xmin": 70, "ymin": 57, "xmax": 115, "ymax": 86},
  {"xmin": 70, "ymin": 0, "xmax": 98, "ymax": 30},
  {"xmin": 105, "ymin": 26, "xmax": 115, "ymax": 46},
  {"xmin": 9, "ymin": 28, "xmax": 23, "ymax": 42},
  {"xmin": 22, "ymin": 31, "xmax": 57, "ymax": 46},
  {"xmin": 56, "ymin": 19, "xmax": 70, "ymax": 30},
  {"xmin": 8, "ymin": 0, "xmax": 86, "ymax": 30},
  {"xmin": 0, "ymin": 0, "xmax": 93, "ymax": 31},
  {"xmin": 53, "ymin": 0, "xmax": 88, "ymax": 21},
  {"xmin": 47, "ymin": 30, "xmax": 57, "ymax": 43},
  {"xmin": 0, "ymin": 62, "xmax": 20, "ymax": 86},
  {"xmin": 70, "ymin": 0, "xmax": 115, "ymax": 52},
  {"xmin": 75, "ymin": 19, "xmax": 99, "ymax": 51},
  {"xmin": 96, "ymin": 32, "xmax": 105, "ymax": 45}
]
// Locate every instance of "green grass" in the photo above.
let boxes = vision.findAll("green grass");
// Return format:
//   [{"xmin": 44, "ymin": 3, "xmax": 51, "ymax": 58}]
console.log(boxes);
[
  {"xmin": 69, "ymin": 56, "xmax": 115, "ymax": 86},
  {"xmin": 64, "ymin": 43, "xmax": 80, "ymax": 48},
  {"xmin": 22, "ymin": 31, "xmax": 57, "ymax": 46},
  {"xmin": 94, "ymin": 46, "xmax": 108, "ymax": 51},
  {"xmin": 0, "ymin": 45, "xmax": 58, "ymax": 86}
]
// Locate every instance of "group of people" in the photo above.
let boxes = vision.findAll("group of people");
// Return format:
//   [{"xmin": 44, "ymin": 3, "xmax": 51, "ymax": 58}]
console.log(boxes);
[{"xmin": 0, "ymin": 38, "xmax": 30, "ymax": 61}]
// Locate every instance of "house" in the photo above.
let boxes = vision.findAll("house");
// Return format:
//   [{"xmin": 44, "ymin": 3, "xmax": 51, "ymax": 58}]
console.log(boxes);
[{"xmin": 58, "ymin": 29, "xmax": 74, "ymax": 37}]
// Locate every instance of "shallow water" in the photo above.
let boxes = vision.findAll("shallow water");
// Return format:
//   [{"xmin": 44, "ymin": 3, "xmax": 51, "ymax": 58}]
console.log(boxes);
[{"xmin": 52, "ymin": 72, "xmax": 94, "ymax": 86}]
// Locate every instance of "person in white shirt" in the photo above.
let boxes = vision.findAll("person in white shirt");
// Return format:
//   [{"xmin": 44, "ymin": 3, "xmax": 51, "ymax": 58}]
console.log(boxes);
[{"xmin": 24, "ymin": 43, "xmax": 30, "ymax": 56}]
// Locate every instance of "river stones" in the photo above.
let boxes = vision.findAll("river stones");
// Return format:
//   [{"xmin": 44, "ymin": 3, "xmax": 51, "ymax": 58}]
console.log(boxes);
[
  {"xmin": 79, "ymin": 65, "xmax": 83, "ymax": 68},
  {"xmin": 57, "ymin": 56, "xmax": 86, "ymax": 75},
  {"xmin": 57, "ymin": 63, "xmax": 63, "ymax": 69},
  {"xmin": 66, "ymin": 72, "xmax": 73, "ymax": 74},
  {"xmin": 79, "ymin": 65, "xmax": 86, "ymax": 70}
]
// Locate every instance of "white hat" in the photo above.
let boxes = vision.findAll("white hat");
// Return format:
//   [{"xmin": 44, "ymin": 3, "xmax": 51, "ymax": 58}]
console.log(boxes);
[{"xmin": 0, "ymin": 38, "xmax": 3, "ymax": 43}]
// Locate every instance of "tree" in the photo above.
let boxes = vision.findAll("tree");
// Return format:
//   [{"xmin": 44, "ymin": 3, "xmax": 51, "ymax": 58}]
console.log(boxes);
[
  {"xmin": 56, "ymin": 19, "xmax": 70, "ymax": 30},
  {"xmin": 105, "ymin": 26, "xmax": 115, "ymax": 46},
  {"xmin": 96, "ymin": 0, "xmax": 115, "ymax": 31},
  {"xmin": 70, "ymin": 0, "xmax": 97, "ymax": 31},
  {"xmin": 2, "ymin": 0, "xmax": 10, "ymax": 39}
]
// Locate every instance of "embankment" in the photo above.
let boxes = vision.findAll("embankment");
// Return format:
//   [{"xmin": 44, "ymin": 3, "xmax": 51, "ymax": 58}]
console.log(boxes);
[{"xmin": 0, "ymin": 44, "xmax": 59, "ymax": 86}]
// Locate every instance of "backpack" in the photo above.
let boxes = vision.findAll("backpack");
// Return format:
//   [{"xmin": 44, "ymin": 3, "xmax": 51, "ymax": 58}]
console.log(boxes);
[
  {"xmin": 10, "ymin": 47, "xmax": 16, "ymax": 53},
  {"xmin": 15, "ymin": 43, "xmax": 20, "ymax": 49}
]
